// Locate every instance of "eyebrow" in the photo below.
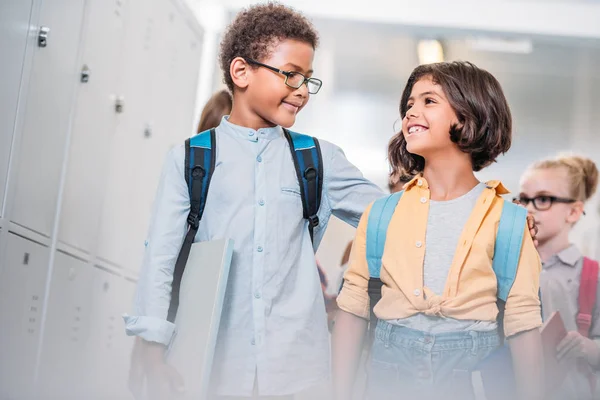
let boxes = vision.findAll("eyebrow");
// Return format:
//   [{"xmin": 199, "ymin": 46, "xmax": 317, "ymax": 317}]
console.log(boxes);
[
  {"xmin": 407, "ymin": 91, "xmax": 441, "ymax": 102},
  {"xmin": 282, "ymin": 63, "xmax": 313, "ymax": 75}
]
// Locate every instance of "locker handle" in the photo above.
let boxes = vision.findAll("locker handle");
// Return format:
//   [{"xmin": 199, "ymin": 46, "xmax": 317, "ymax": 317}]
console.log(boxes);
[{"xmin": 38, "ymin": 26, "xmax": 50, "ymax": 48}]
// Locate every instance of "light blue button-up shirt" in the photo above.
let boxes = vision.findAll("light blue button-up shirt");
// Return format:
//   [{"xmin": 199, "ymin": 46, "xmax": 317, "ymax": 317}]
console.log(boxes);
[{"xmin": 124, "ymin": 117, "xmax": 383, "ymax": 396}]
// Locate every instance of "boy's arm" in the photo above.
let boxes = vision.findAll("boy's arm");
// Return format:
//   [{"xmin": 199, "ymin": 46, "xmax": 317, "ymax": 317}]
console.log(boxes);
[
  {"xmin": 504, "ymin": 222, "xmax": 544, "ymax": 399},
  {"xmin": 333, "ymin": 204, "xmax": 373, "ymax": 399},
  {"xmin": 323, "ymin": 142, "xmax": 384, "ymax": 228},
  {"xmin": 123, "ymin": 145, "xmax": 190, "ymax": 346}
]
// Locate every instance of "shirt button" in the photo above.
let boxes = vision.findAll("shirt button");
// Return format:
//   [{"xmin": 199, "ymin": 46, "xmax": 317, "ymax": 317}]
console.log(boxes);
[
  {"xmin": 414, "ymin": 289, "xmax": 421, "ymax": 296},
  {"xmin": 254, "ymin": 291, "xmax": 261, "ymax": 299},
  {"xmin": 257, "ymin": 246, "xmax": 263, "ymax": 252},
  {"xmin": 420, "ymin": 197, "xmax": 427, "ymax": 203},
  {"xmin": 257, "ymin": 156, "xmax": 262, "ymax": 162},
  {"xmin": 259, "ymin": 199, "xmax": 265, "ymax": 206},
  {"xmin": 416, "ymin": 241, "xmax": 423, "ymax": 248},
  {"xmin": 417, "ymin": 179, "xmax": 423, "ymax": 186},
  {"xmin": 249, "ymin": 131, "xmax": 255, "ymax": 137}
]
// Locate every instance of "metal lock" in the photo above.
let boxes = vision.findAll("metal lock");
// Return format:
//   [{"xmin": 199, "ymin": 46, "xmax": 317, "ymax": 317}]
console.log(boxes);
[{"xmin": 115, "ymin": 96, "xmax": 124, "ymax": 113}]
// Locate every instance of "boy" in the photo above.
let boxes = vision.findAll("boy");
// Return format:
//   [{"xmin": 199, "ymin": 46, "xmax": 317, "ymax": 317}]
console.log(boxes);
[{"xmin": 125, "ymin": 3, "xmax": 383, "ymax": 399}]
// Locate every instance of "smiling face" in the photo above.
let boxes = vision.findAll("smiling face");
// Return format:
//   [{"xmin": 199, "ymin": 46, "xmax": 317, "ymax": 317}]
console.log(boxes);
[
  {"xmin": 401, "ymin": 76, "xmax": 460, "ymax": 158},
  {"xmin": 234, "ymin": 39, "xmax": 315, "ymax": 128}
]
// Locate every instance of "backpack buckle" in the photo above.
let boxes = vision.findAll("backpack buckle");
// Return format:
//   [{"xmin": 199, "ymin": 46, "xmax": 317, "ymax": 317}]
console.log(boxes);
[
  {"xmin": 308, "ymin": 215, "xmax": 319, "ymax": 227},
  {"xmin": 187, "ymin": 213, "xmax": 200, "ymax": 229},
  {"xmin": 191, "ymin": 166, "xmax": 205, "ymax": 179}
]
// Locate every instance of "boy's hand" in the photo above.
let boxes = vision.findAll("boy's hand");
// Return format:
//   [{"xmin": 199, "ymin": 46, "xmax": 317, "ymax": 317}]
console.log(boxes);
[
  {"xmin": 128, "ymin": 338, "xmax": 185, "ymax": 399},
  {"xmin": 557, "ymin": 331, "xmax": 600, "ymax": 367},
  {"xmin": 513, "ymin": 198, "xmax": 539, "ymax": 247}
]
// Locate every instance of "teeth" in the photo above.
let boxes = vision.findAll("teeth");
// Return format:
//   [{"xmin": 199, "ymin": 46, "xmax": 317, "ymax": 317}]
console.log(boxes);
[{"xmin": 409, "ymin": 126, "xmax": 427, "ymax": 134}]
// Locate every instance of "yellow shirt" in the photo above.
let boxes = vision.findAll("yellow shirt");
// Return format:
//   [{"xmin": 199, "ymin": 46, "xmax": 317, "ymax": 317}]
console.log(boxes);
[{"xmin": 337, "ymin": 176, "xmax": 542, "ymax": 338}]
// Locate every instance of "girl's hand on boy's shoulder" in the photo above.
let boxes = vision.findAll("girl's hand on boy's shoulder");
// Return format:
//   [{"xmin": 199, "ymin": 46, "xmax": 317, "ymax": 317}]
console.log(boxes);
[{"xmin": 512, "ymin": 198, "xmax": 539, "ymax": 247}]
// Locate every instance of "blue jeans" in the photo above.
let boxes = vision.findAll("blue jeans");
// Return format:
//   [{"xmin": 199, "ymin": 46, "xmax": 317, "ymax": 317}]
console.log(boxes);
[{"xmin": 366, "ymin": 320, "xmax": 500, "ymax": 400}]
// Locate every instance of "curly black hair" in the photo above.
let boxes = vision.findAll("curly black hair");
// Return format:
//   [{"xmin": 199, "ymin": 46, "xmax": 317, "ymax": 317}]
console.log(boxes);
[{"xmin": 219, "ymin": 2, "xmax": 319, "ymax": 92}]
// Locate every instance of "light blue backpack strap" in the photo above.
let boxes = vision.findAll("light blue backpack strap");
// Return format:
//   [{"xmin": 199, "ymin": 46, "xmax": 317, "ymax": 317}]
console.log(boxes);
[
  {"xmin": 366, "ymin": 191, "xmax": 403, "ymax": 278},
  {"xmin": 493, "ymin": 200, "xmax": 528, "ymax": 302}
]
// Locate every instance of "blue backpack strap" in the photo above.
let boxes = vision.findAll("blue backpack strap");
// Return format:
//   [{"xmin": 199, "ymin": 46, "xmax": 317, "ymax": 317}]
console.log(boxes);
[
  {"xmin": 493, "ymin": 200, "xmax": 528, "ymax": 302},
  {"xmin": 168, "ymin": 128, "xmax": 216, "ymax": 322},
  {"xmin": 365, "ymin": 191, "xmax": 403, "ymax": 338},
  {"xmin": 283, "ymin": 129, "xmax": 323, "ymax": 244}
]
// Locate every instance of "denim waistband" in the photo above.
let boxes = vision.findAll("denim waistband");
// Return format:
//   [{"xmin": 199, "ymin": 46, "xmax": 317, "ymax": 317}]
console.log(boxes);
[{"xmin": 375, "ymin": 319, "xmax": 500, "ymax": 354}]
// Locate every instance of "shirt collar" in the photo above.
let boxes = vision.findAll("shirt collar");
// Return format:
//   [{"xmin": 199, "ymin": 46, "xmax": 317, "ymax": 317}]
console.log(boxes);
[
  {"xmin": 545, "ymin": 244, "xmax": 581, "ymax": 268},
  {"xmin": 403, "ymin": 174, "xmax": 510, "ymax": 195},
  {"xmin": 219, "ymin": 116, "xmax": 283, "ymax": 142}
]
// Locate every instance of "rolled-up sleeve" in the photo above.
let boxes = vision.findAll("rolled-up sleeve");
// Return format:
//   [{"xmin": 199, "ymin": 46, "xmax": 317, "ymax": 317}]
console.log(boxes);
[
  {"xmin": 336, "ymin": 203, "xmax": 373, "ymax": 320},
  {"xmin": 504, "ymin": 223, "xmax": 543, "ymax": 338},
  {"xmin": 122, "ymin": 145, "xmax": 190, "ymax": 346}
]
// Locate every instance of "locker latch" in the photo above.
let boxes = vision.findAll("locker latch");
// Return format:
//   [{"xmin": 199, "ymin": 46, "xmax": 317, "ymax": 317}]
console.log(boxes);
[
  {"xmin": 81, "ymin": 65, "xmax": 90, "ymax": 83},
  {"xmin": 115, "ymin": 96, "xmax": 124, "ymax": 113},
  {"xmin": 38, "ymin": 26, "xmax": 50, "ymax": 48}
]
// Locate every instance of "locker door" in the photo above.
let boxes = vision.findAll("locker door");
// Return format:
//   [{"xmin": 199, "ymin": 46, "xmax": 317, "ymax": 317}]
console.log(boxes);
[
  {"xmin": 95, "ymin": 0, "xmax": 156, "ymax": 270},
  {"xmin": 0, "ymin": 0, "xmax": 35, "ymax": 217},
  {"xmin": 37, "ymin": 251, "xmax": 94, "ymax": 398},
  {"xmin": 84, "ymin": 267, "xmax": 135, "ymax": 399},
  {"xmin": 0, "ymin": 233, "xmax": 50, "ymax": 399},
  {"xmin": 10, "ymin": 0, "xmax": 86, "ymax": 237},
  {"xmin": 58, "ymin": 0, "xmax": 129, "ymax": 254}
]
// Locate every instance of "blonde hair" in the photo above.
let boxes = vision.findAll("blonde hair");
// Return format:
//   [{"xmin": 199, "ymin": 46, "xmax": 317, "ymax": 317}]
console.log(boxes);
[{"xmin": 529, "ymin": 154, "xmax": 599, "ymax": 202}]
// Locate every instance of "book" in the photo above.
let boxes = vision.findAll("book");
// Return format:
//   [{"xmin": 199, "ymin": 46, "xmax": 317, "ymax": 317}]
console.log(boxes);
[
  {"xmin": 540, "ymin": 311, "xmax": 569, "ymax": 390},
  {"xmin": 166, "ymin": 238, "xmax": 234, "ymax": 400}
]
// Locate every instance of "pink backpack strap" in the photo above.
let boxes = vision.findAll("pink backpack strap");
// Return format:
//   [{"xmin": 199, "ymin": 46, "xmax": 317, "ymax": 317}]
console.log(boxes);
[
  {"xmin": 577, "ymin": 257, "xmax": 599, "ymax": 338},
  {"xmin": 577, "ymin": 257, "xmax": 599, "ymax": 395}
]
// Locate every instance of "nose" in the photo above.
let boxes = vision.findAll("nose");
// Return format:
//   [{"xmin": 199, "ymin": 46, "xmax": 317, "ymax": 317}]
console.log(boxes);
[{"xmin": 295, "ymin": 81, "xmax": 309, "ymax": 98}]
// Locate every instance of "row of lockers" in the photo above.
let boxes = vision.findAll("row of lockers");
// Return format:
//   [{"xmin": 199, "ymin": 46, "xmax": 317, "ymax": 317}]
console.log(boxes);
[
  {"xmin": 0, "ymin": 0, "xmax": 203, "ymax": 274},
  {"xmin": 0, "ymin": 232, "xmax": 136, "ymax": 399}
]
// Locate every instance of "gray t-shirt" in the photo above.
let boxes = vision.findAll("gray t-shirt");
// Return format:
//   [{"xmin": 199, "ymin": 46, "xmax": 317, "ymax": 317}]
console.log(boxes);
[{"xmin": 390, "ymin": 182, "xmax": 497, "ymax": 333}]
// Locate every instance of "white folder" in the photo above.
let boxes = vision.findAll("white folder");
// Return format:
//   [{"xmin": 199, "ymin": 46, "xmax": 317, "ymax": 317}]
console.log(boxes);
[{"xmin": 166, "ymin": 238, "xmax": 234, "ymax": 400}]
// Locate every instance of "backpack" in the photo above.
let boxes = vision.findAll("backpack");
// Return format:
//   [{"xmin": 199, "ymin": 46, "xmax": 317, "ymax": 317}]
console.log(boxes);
[
  {"xmin": 365, "ymin": 190, "xmax": 528, "ymax": 398},
  {"xmin": 166, "ymin": 128, "xmax": 323, "ymax": 322}
]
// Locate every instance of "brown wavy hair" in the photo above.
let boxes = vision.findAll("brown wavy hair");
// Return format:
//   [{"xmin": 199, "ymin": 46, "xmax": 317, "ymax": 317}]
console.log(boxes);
[
  {"xmin": 197, "ymin": 90, "xmax": 232, "ymax": 133},
  {"xmin": 389, "ymin": 61, "xmax": 512, "ymax": 176}
]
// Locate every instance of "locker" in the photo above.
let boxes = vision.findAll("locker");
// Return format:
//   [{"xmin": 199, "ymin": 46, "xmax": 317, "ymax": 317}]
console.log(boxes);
[
  {"xmin": 58, "ymin": 0, "xmax": 129, "ymax": 254},
  {"xmin": 96, "ymin": 0, "xmax": 203, "ymax": 272},
  {"xmin": 0, "ymin": 233, "xmax": 50, "ymax": 399},
  {"xmin": 84, "ymin": 267, "xmax": 135, "ymax": 399},
  {"xmin": 10, "ymin": 0, "xmax": 87, "ymax": 237},
  {"xmin": 0, "ymin": 0, "xmax": 35, "ymax": 218},
  {"xmin": 37, "ymin": 251, "xmax": 95, "ymax": 398},
  {"xmin": 95, "ymin": 0, "xmax": 158, "ymax": 270}
]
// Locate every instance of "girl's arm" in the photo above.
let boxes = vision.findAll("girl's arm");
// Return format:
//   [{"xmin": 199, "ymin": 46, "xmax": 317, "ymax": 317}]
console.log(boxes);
[
  {"xmin": 508, "ymin": 328, "xmax": 544, "ymax": 400},
  {"xmin": 333, "ymin": 203, "xmax": 374, "ymax": 399},
  {"xmin": 332, "ymin": 311, "xmax": 368, "ymax": 400},
  {"xmin": 503, "ymin": 223, "xmax": 544, "ymax": 399}
]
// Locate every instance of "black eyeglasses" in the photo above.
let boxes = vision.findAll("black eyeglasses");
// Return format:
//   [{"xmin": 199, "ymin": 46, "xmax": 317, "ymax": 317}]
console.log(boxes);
[
  {"xmin": 244, "ymin": 58, "xmax": 323, "ymax": 94},
  {"xmin": 513, "ymin": 195, "xmax": 584, "ymax": 214}
]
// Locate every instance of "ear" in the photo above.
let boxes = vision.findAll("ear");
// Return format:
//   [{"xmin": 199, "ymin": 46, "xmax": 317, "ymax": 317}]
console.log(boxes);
[
  {"xmin": 566, "ymin": 200, "xmax": 585, "ymax": 224},
  {"xmin": 230, "ymin": 57, "xmax": 252, "ymax": 90}
]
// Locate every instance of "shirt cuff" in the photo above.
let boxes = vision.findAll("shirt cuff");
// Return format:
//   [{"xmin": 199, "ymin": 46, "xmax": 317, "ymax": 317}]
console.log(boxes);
[
  {"xmin": 122, "ymin": 314, "xmax": 176, "ymax": 346},
  {"xmin": 336, "ymin": 287, "xmax": 370, "ymax": 320},
  {"xmin": 504, "ymin": 311, "xmax": 542, "ymax": 338}
]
